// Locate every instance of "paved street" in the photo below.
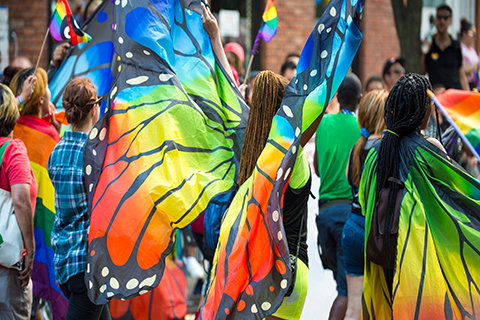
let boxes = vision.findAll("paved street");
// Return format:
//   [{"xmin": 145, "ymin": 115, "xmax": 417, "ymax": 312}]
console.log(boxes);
[{"xmin": 301, "ymin": 141, "xmax": 337, "ymax": 320}]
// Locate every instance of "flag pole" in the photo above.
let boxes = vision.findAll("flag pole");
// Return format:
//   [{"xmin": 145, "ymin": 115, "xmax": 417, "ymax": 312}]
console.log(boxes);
[
  {"xmin": 243, "ymin": 54, "xmax": 255, "ymax": 86},
  {"xmin": 35, "ymin": 28, "xmax": 50, "ymax": 73}
]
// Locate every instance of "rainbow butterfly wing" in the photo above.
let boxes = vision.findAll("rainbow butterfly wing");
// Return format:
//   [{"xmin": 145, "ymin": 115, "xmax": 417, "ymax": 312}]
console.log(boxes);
[
  {"xmin": 49, "ymin": 0, "xmax": 119, "ymax": 115},
  {"xmin": 84, "ymin": 0, "xmax": 248, "ymax": 304},
  {"xmin": 200, "ymin": 0, "xmax": 364, "ymax": 318},
  {"xmin": 360, "ymin": 135, "xmax": 480, "ymax": 319}
]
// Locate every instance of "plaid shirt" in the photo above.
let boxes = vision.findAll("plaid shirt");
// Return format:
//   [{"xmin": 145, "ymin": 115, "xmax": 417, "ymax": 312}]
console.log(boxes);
[{"xmin": 48, "ymin": 131, "xmax": 89, "ymax": 285}]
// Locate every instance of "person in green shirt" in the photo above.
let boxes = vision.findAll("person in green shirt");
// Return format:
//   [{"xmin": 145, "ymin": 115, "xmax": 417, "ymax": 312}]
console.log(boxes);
[{"xmin": 313, "ymin": 73, "xmax": 362, "ymax": 320}]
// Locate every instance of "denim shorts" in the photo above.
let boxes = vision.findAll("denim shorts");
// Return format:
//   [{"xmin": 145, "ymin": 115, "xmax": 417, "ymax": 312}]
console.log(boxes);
[
  {"xmin": 341, "ymin": 213, "xmax": 365, "ymax": 276},
  {"xmin": 316, "ymin": 202, "xmax": 350, "ymax": 297}
]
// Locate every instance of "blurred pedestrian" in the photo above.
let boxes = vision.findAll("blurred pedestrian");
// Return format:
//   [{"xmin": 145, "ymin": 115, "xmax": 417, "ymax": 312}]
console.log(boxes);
[
  {"xmin": 382, "ymin": 57, "xmax": 405, "ymax": 91},
  {"xmin": 0, "ymin": 84, "xmax": 36, "ymax": 320},
  {"xmin": 342, "ymin": 90, "xmax": 387, "ymax": 320},
  {"xmin": 460, "ymin": 18, "xmax": 479, "ymax": 89},
  {"xmin": 422, "ymin": 5, "xmax": 469, "ymax": 90},
  {"xmin": 365, "ymin": 75, "xmax": 384, "ymax": 93},
  {"xmin": 280, "ymin": 61, "xmax": 297, "ymax": 82},
  {"xmin": 314, "ymin": 73, "xmax": 362, "ymax": 320}
]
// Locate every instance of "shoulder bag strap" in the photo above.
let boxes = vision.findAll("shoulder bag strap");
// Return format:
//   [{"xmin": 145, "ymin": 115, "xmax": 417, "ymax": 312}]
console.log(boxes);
[{"xmin": 0, "ymin": 140, "xmax": 11, "ymax": 167}]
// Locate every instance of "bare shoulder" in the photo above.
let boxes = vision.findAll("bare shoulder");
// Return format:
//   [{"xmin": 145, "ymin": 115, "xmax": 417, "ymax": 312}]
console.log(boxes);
[{"xmin": 426, "ymin": 136, "xmax": 447, "ymax": 153}]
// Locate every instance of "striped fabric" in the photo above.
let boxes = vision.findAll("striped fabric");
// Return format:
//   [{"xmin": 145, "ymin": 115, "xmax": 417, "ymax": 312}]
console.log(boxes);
[{"xmin": 13, "ymin": 115, "xmax": 67, "ymax": 320}]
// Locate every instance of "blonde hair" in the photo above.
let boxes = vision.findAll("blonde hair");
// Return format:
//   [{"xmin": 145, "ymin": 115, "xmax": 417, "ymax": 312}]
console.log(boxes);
[
  {"xmin": 0, "ymin": 84, "xmax": 20, "ymax": 137},
  {"xmin": 9, "ymin": 67, "xmax": 48, "ymax": 116},
  {"xmin": 238, "ymin": 70, "xmax": 289, "ymax": 185},
  {"xmin": 351, "ymin": 90, "xmax": 388, "ymax": 185}
]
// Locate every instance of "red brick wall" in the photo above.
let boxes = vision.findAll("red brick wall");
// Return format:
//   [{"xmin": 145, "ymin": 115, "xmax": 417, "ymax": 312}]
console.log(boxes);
[
  {"xmin": 6, "ymin": 0, "xmax": 49, "ymax": 70},
  {"xmin": 359, "ymin": 0, "xmax": 400, "ymax": 86},
  {"xmin": 261, "ymin": 0, "xmax": 316, "ymax": 73}
]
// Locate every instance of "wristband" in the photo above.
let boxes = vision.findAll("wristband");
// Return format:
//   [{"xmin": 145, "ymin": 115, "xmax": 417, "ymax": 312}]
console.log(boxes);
[{"xmin": 17, "ymin": 96, "xmax": 24, "ymax": 111}]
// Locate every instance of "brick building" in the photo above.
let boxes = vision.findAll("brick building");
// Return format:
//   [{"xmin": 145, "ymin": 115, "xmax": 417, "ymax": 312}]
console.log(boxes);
[
  {"xmin": 2, "ymin": 0, "xmax": 50, "ymax": 71},
  {"xmin": 2, "ymin": 0, "xmax": 479, "ymax": 86},
  {"xmin": 259, "ymin": 0, "xmax": 400, "ymax": 85}
]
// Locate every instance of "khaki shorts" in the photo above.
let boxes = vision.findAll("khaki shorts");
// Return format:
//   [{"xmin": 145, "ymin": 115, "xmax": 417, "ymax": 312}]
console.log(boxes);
[
  {"xmin": 0, "ymin": 267, "xmax": 32, "ymax": 320},
  {"xmin": 271, "ymin": 258, "xmax": 309, "ymax": 320}
]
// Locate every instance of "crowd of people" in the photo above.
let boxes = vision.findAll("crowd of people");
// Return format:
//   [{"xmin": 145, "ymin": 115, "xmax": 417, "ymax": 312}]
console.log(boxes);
[{"xmin": 1, "ymin": 2, "xmax": 480, "ymax": 320}]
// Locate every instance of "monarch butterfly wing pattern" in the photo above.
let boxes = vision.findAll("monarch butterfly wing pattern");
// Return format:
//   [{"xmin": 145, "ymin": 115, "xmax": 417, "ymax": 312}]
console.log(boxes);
[
  {"xmin": 109, "ymin": 257, "xmax": 187, "ymax": 320},
  {"xmin": 360, "ymin": 136, "xmax": 480, "ymax": 319},
  {"xmin": 84, "ymin": 0, "xmax": 248, "ymax": 304},
  {"xmin": 200, "ymin": 0, "xmax": 364, "ymax": 319},
  {"xmin": 49, "ymin": 0, "xmax": 119, "ymax": 115}
]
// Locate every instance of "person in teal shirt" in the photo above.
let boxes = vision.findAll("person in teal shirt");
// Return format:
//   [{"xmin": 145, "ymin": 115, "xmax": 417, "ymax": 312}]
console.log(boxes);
[{"xmin": 313, "ymin": 73, "xmax": 362, "ymax": 320}]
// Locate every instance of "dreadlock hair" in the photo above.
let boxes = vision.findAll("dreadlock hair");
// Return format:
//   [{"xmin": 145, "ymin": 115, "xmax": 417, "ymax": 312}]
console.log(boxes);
[
  {"xmin": 352, "ymin": 90, "xmax": 388, "ymax": 186},
  {"xmin": 375, "ymin": 74, "xmax": 432, "ymax": 283},
  {"xmin": 238, "ymin": 70, "xmax": 289, "ymax": 185}
]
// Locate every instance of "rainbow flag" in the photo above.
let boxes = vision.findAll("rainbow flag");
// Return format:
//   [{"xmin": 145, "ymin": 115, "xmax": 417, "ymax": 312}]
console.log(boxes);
[
  {"xmin": 251, "ymin": 0, "xmax": 277, "ymax": 54},
  {"xmin": 13, "ymin": 116, "xmax": 67, "ymax": 320},
  {"xmin": 49, "ymin": 0, "xmax": 91, "ymax": 46},
  {"xmin": 433, "ymin": 89, "xmax": 480, "ymax": 161}
]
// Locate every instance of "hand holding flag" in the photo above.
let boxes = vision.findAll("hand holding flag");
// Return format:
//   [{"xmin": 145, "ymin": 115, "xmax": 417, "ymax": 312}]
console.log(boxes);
[
  {"xmin": 251, "ymin": 0, "xmax": 278, "ymax": 55},
  {"xmin": 244, "ymin": 0, "xmax": 278, "ymax": 85},
  {"xmin": 49, "ymin": 0, "xmax": 91, "ymax": 46}
]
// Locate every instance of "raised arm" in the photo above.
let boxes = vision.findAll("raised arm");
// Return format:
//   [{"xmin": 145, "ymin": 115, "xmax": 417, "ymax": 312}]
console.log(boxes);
[{"xmin": 201, "ymin": 3, "xmax": 236, "ymax": 85}]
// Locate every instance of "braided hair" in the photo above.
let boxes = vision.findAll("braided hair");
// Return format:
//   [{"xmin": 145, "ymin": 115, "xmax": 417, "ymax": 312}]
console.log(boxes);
[
  {"xmin": 375, "ymin": 74, "xmax": 432, "ymax": 276},
  {"xmin": 238, "ymin": 71, "xmax": 289, "ymax": 185}
]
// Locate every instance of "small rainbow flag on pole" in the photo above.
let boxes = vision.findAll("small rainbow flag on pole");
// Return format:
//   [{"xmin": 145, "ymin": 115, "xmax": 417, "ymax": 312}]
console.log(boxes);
[
  {"xmin": 251, "ymin": 0, "xmax": 278, "ymax": 55},
  {"xmin": 49, "ymin": 0, "xmax": 91, "ymax": 46},
  {"xmin": 433, "ymin": 89, "xmax": 480, "ymax": 161}
]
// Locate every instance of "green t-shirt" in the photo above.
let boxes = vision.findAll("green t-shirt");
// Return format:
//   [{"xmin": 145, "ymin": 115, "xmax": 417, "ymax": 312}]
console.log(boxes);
[{"xmin": 315, "ymin": 111, "xmax": 359, "ymax": 201}]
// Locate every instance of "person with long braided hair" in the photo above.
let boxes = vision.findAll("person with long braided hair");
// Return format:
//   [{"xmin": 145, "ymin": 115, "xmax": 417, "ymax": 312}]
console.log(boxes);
[
  {"xmin": 238, "ymin": 70, "xmax": 317, "ymax": 320},
  {"xmin": 359, "ymin": 74, "xmax": 480, "ymax": 319}
]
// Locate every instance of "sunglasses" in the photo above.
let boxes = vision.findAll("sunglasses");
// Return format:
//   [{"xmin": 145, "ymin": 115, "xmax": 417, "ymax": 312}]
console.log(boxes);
[
  {"xmin": 95, "ymin": 96, "xmax": 103, "ymax": 106},
  {"xmin": 389, "ymin": 68, "xmax": 404, "ymax": 75},
  {"xmin": 436, "ymin": 15, "xmax": 451, "ymax": 21}
]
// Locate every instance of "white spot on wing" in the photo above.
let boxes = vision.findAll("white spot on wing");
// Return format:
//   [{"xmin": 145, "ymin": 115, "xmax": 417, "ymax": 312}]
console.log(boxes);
[
  {"xmin": 321, "ymin": 50, "xmax": 328, "ymax": 59},
  {"xmin": 139, "ymin": 274, "xmax": 156, "ymax": 289},
  {"xmin": 159, "ymin": 74, "xmax": 174, "ymax": 82},
  {"xmin": 126, "ymin": 76, "xmax": 149, "ymax": 85},
  {"xmin": 143, "ymin": 50, "xmax": 151, "ymax": 55},
  {"xmin": 318, "ymin": 23, "xmax": 325, "ymax": 34},
  {"xmin": 85, "ymin": 165, "xmax": 92, "ymax": 176},
  {"xmin": 99, "ymin": 128, "xmax": 106, "ymax": 141},
  {"xmin": 126, "ymin": 52, "xmax": 133, "ymax": 58},
  {"xmin": 126, "ymin": 278, "xmax": 139, "ymax": 290},
  {"xmin": 110, "ymin": 86, "xmax": 117, "ymax": 99},
  {"xmin": 280, "ymin": 279, "xmax": 288, "ymax": 289},
  {"xmin": 121, "ymin": 0, "xmax": 128, "ymax": 8},
  {"xmin": 272, "ymin": 210, "xmax": 279, "ymax": 222},
  {"xmin": 99, "ymin": 284, "xmax": 107, "ymax": 293},
  {"xmin": 283, "ymin": 105, "xmax": 293, "ymax": 118},
  {"xmin": 89, "ymin": 127, "xmax": 98, "ymax": 140},
  {"xmin": 330, "ymin": 6, "xmax": 337, "ymax": 17},
  {"xmin": 284, "ymin": 167, "xmax": 291, "ymax": 180},
  {"xmin": 251, "ymin": 304, "xmax": 258, "ymax": 313},
  {"xmin": 261, "ymin": 302, "xmax": 271, "ymax": 311},
  {"xmin": 101, "ymin": 267, "xmax": 109, "ymax": 277},
  {"xmin": 110, "ymin": 277, "xmax": 120, "ymax": 289},
  {"xmin": 118, "ymin": 36, "xmax": 124, "ymax": 44},
  {"xmin": 310, "ymin": 69, "xmax": 317, "ymax": 77},
  {"xmin": 276, "ymin": 168, "xmax": 283, "ymax": 181}
]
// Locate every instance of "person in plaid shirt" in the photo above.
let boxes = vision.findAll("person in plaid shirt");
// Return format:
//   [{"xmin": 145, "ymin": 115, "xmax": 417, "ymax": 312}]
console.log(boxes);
[{"xmin": 48, "ymin": 78, "xmax": 110, "ymax": 320}]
